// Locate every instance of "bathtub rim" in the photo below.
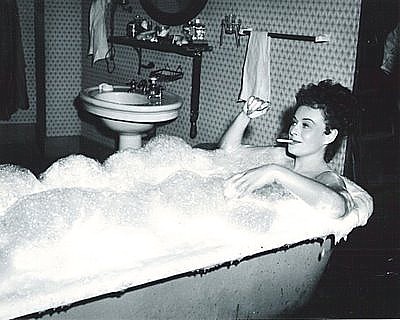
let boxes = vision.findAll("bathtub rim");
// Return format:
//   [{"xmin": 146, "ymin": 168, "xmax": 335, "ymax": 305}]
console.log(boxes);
[{"xmin": 18, "ymin": 234, "xmax": 335, "ymax": 320}]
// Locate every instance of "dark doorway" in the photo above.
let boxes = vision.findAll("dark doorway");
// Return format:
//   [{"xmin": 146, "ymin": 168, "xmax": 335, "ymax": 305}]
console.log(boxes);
[
  {"xmin": 330, "ymin": 1, "xmax": 400, "ymax": 318},
  {"xmin": 353, "ymin": 0, "xmax": 399, "ymax": 187}
]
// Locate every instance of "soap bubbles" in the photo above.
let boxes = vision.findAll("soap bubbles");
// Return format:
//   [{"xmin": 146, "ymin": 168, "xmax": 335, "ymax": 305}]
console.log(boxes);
[
  {"xmin": 0, "ymin": 164, "xmax": 43, "ymax": 216},
  {"xmin": 0, "ymin": 136, "xmax": 306, "ymax": 271},
  {"xmin": 0, "ymin": 136, "xmax": 300, "ymax": 268},
  {"xmin": 0, "ymin": 135, "xmax": 336, "ymax": 320},
  {"xmin": 40, "ymin": 155, "xmax": 107, "ymax": 190}
]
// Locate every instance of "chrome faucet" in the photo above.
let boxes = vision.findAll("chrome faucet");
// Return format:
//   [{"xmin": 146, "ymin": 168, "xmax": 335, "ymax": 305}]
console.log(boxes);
[
  {"xmin": 147, "ymin": 77, "xmax": 162, "ymax": 99},
  {"xmin": 127, "ymin": 77, "xmax": 163, "ymax": 99}
]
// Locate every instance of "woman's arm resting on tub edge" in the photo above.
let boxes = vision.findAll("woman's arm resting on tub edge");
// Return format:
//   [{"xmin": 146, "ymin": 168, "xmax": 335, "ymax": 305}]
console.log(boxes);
[
  {"xmin": 273, "ymin": 167, "xmax": 354, "ymax": 218},
  {"xmin": 226, "ymin": 165, "xmax": 353, "ymax": 218}
]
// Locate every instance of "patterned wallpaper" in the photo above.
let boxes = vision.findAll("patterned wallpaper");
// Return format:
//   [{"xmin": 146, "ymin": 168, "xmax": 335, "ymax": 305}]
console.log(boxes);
[
  {"xmin": 81, "ymin": 0, "xmax": 361, "ymax": 172},
  {"xmin": 1, "ymin": 0, "xmax": 362, "ymax": 171},
  {"xmin": 44, "ymin": 0, "xmax": 82, "ymax": 136}
]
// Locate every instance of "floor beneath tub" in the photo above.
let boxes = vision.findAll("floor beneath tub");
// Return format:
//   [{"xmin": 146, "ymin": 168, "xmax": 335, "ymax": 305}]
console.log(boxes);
[{"xmin": 0, "ymin": 136, "xmax": 399, "ymax": 319}]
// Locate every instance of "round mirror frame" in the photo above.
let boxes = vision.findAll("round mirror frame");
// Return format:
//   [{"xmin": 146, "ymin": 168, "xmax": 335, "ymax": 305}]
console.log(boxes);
[{"xmin": 139, "ymin": 0, "xmax": 208, "ymax": 26}]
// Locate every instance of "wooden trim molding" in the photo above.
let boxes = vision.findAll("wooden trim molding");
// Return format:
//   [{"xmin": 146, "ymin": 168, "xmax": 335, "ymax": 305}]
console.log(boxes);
[{"xmin": 34, "ymin": 0, "xmax": 46, "ymax": 153}]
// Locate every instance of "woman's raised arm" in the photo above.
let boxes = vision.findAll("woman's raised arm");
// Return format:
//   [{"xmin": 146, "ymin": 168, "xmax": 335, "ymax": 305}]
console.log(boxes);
[{"xmin": 218, "ymin": 111, "xmax": 250, "ymax": 152}]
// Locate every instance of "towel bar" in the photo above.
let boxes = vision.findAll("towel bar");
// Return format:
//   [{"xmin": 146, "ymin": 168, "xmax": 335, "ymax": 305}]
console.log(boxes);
[{"xmin": 239, "ymin": 28, "xmax": 330, "ymax": 43}]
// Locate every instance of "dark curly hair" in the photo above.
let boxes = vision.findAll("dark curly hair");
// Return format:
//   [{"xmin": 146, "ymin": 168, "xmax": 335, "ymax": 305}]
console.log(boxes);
[{"xmin": 294, "ymin": 79, "xmax": 358, "ymax": 162}]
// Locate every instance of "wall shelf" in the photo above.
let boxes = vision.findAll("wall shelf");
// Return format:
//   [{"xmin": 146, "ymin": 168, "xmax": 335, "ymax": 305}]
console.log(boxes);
[{"xmin": 111, "ymin": 36, "xmax": 213, "ymax": 138}]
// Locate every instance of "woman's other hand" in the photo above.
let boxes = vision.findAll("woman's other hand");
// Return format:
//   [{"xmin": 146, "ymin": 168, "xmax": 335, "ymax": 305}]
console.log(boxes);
[
  {"xmin": 243, "ymin": 96, "xmax": 271, "ymax": 119},
  {"xmin": 224, "ymin": 164, "xmax": 278, "ymax": 198}
]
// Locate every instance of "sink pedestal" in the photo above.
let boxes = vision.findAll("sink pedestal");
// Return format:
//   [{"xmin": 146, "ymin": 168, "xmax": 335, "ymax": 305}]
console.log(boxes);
[
  {"xmin": 101, "ymin": 118, "xmax": 154, "ymax": 150},
  {"xmin": 119, "ymin": 134, "xmax": 143, "ymax": 149}
]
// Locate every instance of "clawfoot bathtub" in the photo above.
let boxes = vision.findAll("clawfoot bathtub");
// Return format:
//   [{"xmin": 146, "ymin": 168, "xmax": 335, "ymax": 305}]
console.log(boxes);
[{"xmin": 25, "ymin": 237, "xmax": 333, "ymax": 320}]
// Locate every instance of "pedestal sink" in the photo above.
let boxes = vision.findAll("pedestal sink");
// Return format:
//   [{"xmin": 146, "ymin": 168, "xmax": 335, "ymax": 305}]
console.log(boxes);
[{"xmin": 79, "ymin": 84, "xmax": 183, "ymax": 150}]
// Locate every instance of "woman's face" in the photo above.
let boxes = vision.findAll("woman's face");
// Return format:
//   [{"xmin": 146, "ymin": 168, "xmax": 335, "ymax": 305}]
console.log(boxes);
[{"xmin": 287, "ymin": 105, "xmax": 330, "ymax": 158}]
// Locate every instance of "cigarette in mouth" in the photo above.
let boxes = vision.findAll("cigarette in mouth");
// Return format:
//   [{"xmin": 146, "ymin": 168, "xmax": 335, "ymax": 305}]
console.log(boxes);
[{"xmin": 276, "ymin": 138, "xmax": 294, "ymax": 143}]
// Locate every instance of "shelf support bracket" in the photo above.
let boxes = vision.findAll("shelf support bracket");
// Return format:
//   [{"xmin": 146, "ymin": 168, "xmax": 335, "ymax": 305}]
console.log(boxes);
[
  {"xmin": 190, "ymin": 53, "xmax": 202, "ymax": 139},
  {"xmin": 133, "ymin": 47, "xmax": 154, "ymax": 75}
]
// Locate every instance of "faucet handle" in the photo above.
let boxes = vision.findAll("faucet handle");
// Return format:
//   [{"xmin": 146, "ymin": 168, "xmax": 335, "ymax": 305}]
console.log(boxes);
[
  {"xmin": 137, "ymin": 79, "xmax": 148, "ymax": 93},
  {"xmin": 127, "ymin": 79, "xmax": 138, "ymax": 92},
  {"xmin": 149, "ymin": 77, "xmax": 158, "ymax": 86}
]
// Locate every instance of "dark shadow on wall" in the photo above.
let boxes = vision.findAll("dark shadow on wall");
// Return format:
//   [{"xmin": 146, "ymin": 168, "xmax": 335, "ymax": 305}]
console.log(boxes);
[{"xmin": 74, "ymin": 97, "xmax": 117, "ymax": 141}]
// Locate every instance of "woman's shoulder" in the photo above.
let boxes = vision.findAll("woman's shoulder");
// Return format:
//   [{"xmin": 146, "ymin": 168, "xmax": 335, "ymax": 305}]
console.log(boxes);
[
  {"xmin": 316, "ymin": 171, "xmax": 356, "ymax": 215},
  {"xmin": 315, "ymin": 170, "xmax": 346, "ymax": 190}
]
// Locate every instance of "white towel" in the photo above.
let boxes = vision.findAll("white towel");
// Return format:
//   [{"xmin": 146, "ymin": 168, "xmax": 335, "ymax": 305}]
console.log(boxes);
[
  {"xmin": 239, "ymin": 31, "xmax": 271, "ymax": 102},
  {"xmin": 88, "ymin": 0, "xmax": 110, "ymax": 64}
]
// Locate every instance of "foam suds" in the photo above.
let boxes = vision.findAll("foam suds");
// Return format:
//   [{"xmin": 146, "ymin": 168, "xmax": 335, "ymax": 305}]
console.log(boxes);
[{"xmin": 0, "ymin": 135, "xmax": 373, "ymax": 319}]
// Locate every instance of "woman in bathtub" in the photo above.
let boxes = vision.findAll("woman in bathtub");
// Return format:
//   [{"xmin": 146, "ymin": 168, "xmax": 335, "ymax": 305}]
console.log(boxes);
[{"xmin": 220, "ymin": 79, "xmax": 357, "ymax": 218}]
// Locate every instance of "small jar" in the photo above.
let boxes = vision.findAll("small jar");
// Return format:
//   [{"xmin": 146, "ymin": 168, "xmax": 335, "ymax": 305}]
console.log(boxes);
[
  {"xmin": 182, "ymin": 21, "xmax": 193, "ymax": 40},
  {"xmin": 192, "ymin": 18, "xmax": 206, "ymax": 41}
]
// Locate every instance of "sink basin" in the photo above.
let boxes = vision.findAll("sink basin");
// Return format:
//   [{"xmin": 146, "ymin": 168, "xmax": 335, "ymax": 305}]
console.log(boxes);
[
  {"xmin": 79, "ymin": 85, "xmax": 183, "ymax": 149},
  {"xmin": 96, "ymin": 91, "xmax": 149, "ymax": 105}
]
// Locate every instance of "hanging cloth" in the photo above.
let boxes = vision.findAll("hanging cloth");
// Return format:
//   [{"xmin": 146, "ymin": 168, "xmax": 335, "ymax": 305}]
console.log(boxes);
[
  {"xmin": 238, "ymin": 31, "xmax": 271, "ymax": 103},
  {"xmin": 88, "ymin": 0, "xmax": 111, "ymax": 65},
  {"xmin": 0, "ymin": 0, "xmax": 29, "ymax": 120}
]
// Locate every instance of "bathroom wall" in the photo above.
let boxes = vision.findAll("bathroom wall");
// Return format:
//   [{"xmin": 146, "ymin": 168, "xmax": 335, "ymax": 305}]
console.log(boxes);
[
  {"xmin": 81, "ymin": 0, "xmax": 362, "ymax": 158},
  {"xmin": 0, "ymin": 0, "xmax": 362, "ymax": 156},
  {"xmin": 44, "ymin": 0, "xmax": 82, "ymax": 137}
]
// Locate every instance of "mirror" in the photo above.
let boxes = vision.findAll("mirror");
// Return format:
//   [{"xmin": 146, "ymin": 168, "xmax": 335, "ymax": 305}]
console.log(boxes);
[{"xmin": 139, "ymin": 0, "xmax": 208, "ymax": 26}]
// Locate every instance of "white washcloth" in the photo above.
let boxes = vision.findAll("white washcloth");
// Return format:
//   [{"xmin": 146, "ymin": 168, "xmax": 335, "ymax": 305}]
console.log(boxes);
[
  {"xmin": 88, "ymin": 0, "xmax": 110, "ymax": 64},
  {"xmin": 239, "ymin": 31, "xmax": 271, "ymax": 102}
]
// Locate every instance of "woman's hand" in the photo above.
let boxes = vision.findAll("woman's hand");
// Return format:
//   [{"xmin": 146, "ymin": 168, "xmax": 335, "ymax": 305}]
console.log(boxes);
[
  {"xmin": 243, "ymin": 96, "xmax": 271, "ymax": 119},
  {"xmin": 224, "ymin": 164, "xmax": 279, "ymax": 198}
]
